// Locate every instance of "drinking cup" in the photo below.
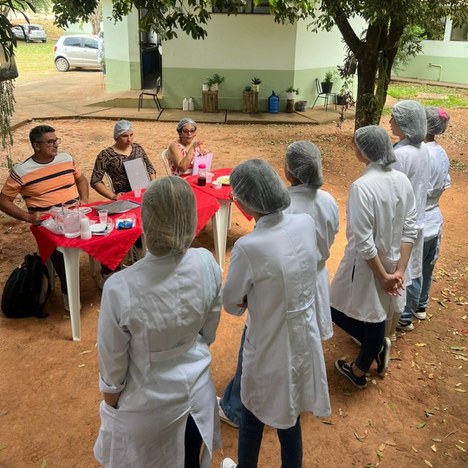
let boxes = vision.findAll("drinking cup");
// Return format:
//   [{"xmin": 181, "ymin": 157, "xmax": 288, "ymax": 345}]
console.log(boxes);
[
  {"xmin": 206, "ymin": 172, "xmax": 214, "ymax": 184},
  {"xmin": 99, "ymin": 209, "xmax": 108, "ymax": 224},
  {"xmin": 134, "ymin": 188, "xmax": 142, "ymax": 198}
]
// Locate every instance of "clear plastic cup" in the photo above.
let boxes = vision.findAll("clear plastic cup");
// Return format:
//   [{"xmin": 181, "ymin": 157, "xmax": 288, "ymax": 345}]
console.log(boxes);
[
  {"xmin": 99, "ymin": 209, "xmax": 108, "ymax": 224},
  {"xmin": 134, "ymin": 188, "xmax": 142, "ymax": 197},
  {"xmin": 206, "ymin": 172, "xmax": 214, "ymax": 184}
]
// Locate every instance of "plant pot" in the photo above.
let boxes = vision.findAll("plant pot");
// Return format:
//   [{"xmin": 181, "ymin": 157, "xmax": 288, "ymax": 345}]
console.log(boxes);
[
  {"xmin": 294, "ymin": 100, "xmax": 308, "ymax": 112},
  {"xmin": 336, "ymin": 94, "xmax": 347, "ymax": 106},
  {"xmin": 321, "ymin": 81, "xmax": 333, "ymax": 94},
  {"xmin": 210, "ymin": 83, "xmax": 218, "ymax": 91},
  {"xmin": 286, "ymin": 92, "xmax": 295, "ymax": 100},
  {"xmin": 252, "ymin": 84, "xmax": 260, "ymax": 93},
  {"xmin": 0, "ymin": 49, "xmax": 19, "ymax": 81},
  {"xmin": 202, "ymin": 84, "xmax": 209, "ymax": 91}
]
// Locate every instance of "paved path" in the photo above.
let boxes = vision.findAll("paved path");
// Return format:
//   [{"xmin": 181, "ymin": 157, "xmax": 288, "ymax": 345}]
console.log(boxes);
[{"xmin": 11, "ymin": 71, "xmax": 354, "ymax": 129}]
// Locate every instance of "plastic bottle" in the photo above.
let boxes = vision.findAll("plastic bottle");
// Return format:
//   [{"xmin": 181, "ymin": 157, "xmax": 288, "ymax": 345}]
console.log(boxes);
[
  {"xmin": 182, "ymin": 98, "xmax": 189, "ymax": 111},
  {"xmin": 197, "ymin": 164, "xmax": 207, "ymax": 186},
  {"xmin": 188, "ymin": 97, "xmax": 194, "ymax": 111},
  {"xmin": 268, "ymin": 91, "xmax": 280, "ymax": 113}
]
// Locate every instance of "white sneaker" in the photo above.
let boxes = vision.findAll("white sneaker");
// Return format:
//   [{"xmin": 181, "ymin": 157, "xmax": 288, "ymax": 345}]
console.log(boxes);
[
  {"xmin": 217, "ymin": 397, "xmax": 239, "ymax": 428},
  {"xmin": 220, "ymin": 458, "xmax": 237, "ymax": 468},
  {"xmin": 413, "ymin": 308, "xmax": 427, "ymax": 320}
]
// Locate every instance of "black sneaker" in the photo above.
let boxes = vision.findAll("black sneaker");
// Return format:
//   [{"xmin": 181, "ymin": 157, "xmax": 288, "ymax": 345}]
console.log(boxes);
[
  {"xmin": 375, "ymin": 337, "xmax": 391, "ymax": 377},
  {"xmin": 335, "ymin": 360, "xmax": 367, "ymax": 389},
  {"xmin": 396, "ymin": 319, "xmax": 414, "ymax": 332}
]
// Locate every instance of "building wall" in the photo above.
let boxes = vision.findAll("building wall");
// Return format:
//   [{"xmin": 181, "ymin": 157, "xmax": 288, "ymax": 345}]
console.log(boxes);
[
  {"xmin": 102, "ymin": 1, "xmax": 141, "ymax": 92},
  {"xmin": 162, "ymin": 15, "xmax": 352, "ymax": 111},
  {"xmin": 394, "ymin": 20, "xmax": 468, "ymax": 85}
]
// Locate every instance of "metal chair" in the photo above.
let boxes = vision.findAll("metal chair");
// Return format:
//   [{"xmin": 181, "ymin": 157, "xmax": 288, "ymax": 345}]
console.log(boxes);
[
  {"xmin": 138, "ymin": 76, "xmax": 163, "ymax": 114},
  {"xmin": 160, "ymin": 149, "xmax": 170, "ymax": 175},
  {"xmin": 311, "ymin": 78, "xmax": 337, "ymax": 111}
]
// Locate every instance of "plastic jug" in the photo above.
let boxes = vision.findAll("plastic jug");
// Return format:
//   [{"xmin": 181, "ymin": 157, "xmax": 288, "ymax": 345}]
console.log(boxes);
[
  {"xmin": 188, "ymin": 97, "xmax": 194, "ymax": 111},
  {"xmin": 268, "ymin": 91, "xmax": 280, "ymax": 113},
  {"xmin": 182, "ymin": 98, "xmax": 189, "ymax": 111},
  {"xmin": 62, "ymin": 210, "xmax": 81, "ymax": 238},
  {"xmin": 197, "ymin": 164, "xmax": 207, "ymax": 186}
]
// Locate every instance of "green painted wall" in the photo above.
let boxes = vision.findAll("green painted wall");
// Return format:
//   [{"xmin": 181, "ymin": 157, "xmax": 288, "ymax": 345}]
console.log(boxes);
[
  {"xmin": 395, "ymin": 40, "xmax": 468, "ymax": 85},
  {"xmin": 102, "ymin": 1, "xmax": 141, "ymax": 92}
]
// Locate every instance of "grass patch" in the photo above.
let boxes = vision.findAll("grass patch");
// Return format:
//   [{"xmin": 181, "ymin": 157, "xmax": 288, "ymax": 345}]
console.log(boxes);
[{"xmin": 388, "ymin": 82, "xmax": 468, "ymax": 108}]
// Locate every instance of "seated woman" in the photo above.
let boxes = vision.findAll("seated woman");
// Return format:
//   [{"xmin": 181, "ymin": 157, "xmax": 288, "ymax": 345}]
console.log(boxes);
[
  {"xmin": 94, "ymin": 177, "xmax": 222, "ymax": 468},
  {"xmin": 91, "ymin": 120, "xmax": 156, "ymax": 200},
  {"xmin": 167, "ymin": 118, "xmax": 209, "ymax": 177}
]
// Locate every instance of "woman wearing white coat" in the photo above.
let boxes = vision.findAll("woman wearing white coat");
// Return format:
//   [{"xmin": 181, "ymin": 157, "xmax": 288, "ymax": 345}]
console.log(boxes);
[
  {"xmin": 331, "ymin": 126, "xmax": 417, "ymax": 389},
  {"xmin": 284, "ymin": 140, "xmax": 339, "ymax": 340},
  {"xmin": 220, "ymin": 159, "xmax": 330, "ymax": 468},
  {"xmin": 94, "ymin": 177, "xmax": 222, "ymax": 468}
]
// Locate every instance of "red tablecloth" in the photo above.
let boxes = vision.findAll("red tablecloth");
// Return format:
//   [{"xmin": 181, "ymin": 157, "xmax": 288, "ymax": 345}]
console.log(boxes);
[
  {"xmin": 31, "ymin": 189, "xmax": 220, "ymax": 270},
  {"xmin": 187, "ymin": 168, "xmax": 253, "ymax": 221}
]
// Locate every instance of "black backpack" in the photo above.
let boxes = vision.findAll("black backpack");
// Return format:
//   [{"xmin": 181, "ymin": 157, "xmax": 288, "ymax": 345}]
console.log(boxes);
[{"xmin": 1, "ymin": 253, "xmax": 52, "ymax": 319}]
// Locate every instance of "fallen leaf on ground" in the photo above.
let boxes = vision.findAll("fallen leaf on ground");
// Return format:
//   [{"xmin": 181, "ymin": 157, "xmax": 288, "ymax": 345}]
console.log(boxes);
[
  {"xmin": 415, "ymin": 343, "xmax": 427, "ymax": 347},
  {"xmin": 431, "ymin": 444, "xmax": 437, "ymax": 452},
  {"xmin": 384, "ymin": 440, "xmax": 396, "ymax": 446},
  {"xmin": 354, "ymin": 432, "xmax": 366, "ymax": 442},
  {"xmin": 80, "ymin": 350, "xmax": 92, "ymax": 355},
  {"xmin": 424, "ymin": 460, "xmax": 433, "ymax": 467},
  {"xmin": 456, "ymin": 444, "xmax": 466, "ymax": 452},
  {"xmin": 321, "ymin": 420, "xmax": 334, "ymax": 425},
  {"xmin": 416, "ymin": 422, "xmax": 426, "ymax": 429}
]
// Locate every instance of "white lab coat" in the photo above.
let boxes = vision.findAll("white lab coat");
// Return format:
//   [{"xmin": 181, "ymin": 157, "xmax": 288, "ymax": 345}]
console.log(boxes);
[
  {"xmin": 330, "ymin": 163, "xmax": 417, "ymax": 323},
  {"xmin": 424, "ymin": 141, "xmax": 451, "ymax": 241},
  {"xmin": 94, "ymin": 248, "xmax": 222, "ymax": 468},
  {"xmin": 285, "ymin": 185, "xmax": 339, "ymax": 340},
  {"xmin": 223, "ymin": 212, "xmax": 331, "ymax": 429},
  {"xmin": 392, "ymin": 139, "xmax": 430, "ymax": 279}
]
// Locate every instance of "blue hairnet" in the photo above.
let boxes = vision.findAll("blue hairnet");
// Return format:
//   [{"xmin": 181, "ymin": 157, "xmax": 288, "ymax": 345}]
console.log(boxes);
[
  {"xmin": 231, "ymin": 159, "xmax": 290, "ymax": 214},
  {"xmin": 425, "ymin": 107, "xmax": 450, "ymax": 135},
  {"xmin": 286, "ymin": 141, "xmax": 323, "ymax": 188},
  {"xmin": 392, "ymin": 100, "xmax": 427, "ymax": 145},
  {"xmin": 355, "ymin": 125, "xmax": 396, "ymax": 167},
  {"xmin": 113, "ymin": 120, "xmax": 132, "ymax": 140}
]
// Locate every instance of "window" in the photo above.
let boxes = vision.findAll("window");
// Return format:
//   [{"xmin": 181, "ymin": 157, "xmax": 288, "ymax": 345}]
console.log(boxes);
[
  {"xmin": 213, "ymin": 0, "xmax": 270, "ymax": 14},
  {"xmin": 83, "ymin": 38, "xmax": 98, "ymax": 49},
  {"xmin": 450, "ymin": 22, "xmax": 468, "ymax": 41},
  {"xmin": 64, "ymin": 37, "xmax": 82, "ymax": 47}
]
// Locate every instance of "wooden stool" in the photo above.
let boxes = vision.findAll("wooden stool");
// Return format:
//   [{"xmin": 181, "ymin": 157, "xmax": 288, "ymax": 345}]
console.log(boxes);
[
  {"xmin": 202, "ymin": 91, "xmax": 218, "ymax": 112},
  {"xmin": 243, "ymin": 91, "xmax": 258, "ymax": 113}
]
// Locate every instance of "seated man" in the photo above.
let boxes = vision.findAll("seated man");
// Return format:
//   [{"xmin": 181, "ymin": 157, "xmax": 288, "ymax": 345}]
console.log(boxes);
[{"xmin": 0, "ymin": 124, "xmax": 89, "ymax": 311}]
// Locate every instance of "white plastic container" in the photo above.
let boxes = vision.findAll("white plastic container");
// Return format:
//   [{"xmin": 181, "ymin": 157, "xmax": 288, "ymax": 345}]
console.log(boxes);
[
  {"xmin": 182, "ymin": 98, "xmax": 189, "ymax": 111},
  {"xmin": 188, "ymin": 97, "xmax": 194, "ymax": 111},
  {"xmin": 80, "ymin": 217, "xmax": 91, "ymax": 240}
]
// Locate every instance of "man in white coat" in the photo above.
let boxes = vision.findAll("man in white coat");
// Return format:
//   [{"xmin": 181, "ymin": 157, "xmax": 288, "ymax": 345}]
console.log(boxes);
[
  {"xmin": 390, "ymin": 100, "xmax": 431, "ymax": 332},
  {"xmin": 94, "ymin": 177, "xmax": 222, "ymax": 468},
  {"xmin": 331, "ymin": 126, "xmax": 417, "ymax": 389},
  {"xmin": 220, "ymin": 159, "xmax": 330, "ymax": 468}
]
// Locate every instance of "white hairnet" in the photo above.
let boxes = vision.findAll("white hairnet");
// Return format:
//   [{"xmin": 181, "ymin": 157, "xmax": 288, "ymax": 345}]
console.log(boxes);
[
  {"xmin": 231, "ymin": 159, "xmax": 290, "ymax": 214},
  {"xmin": 286, "ymin": 141, "xmax": 323, "ymax": 188},
  {"xmin": 355, "ymin": 125, "xmax": 396, "ymax": 167},
  {"xmin": 425, "ymin": 106, "xmax": 450, "ymax": 135},
  {"xmin": 113, "ymin": 120, "xmax": 132, "ymax": 140},
  {"xmin": 392, "ymin": 100, "xmax": 427, "ymax": 145},
  {"xmin": 142, "ymin": 177, "xmax": 197, "ymax": 256},
  {"xmin": 177, "ymin": 118, "xmax": 197, "ymax": 134}
]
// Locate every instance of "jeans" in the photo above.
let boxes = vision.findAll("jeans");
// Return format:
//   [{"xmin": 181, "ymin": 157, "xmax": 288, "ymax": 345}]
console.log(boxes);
[
  {"xmin": 418, "ymin": 236, "xmax": 440, "ymax": 310},
  {"xmin": 400, "ymin": 276, "xmax": 422, "ymax": 323},
  {"xmin": 331, "ymin": 307, "xmax": 385, "ymax": 373},
  {"xmin": 184, "ymin": 414, "xmax": 202, "ymax": 468},
  {"xmin": 220, "ymin": 326, "xmax": 246, "ymax": 426},
  {"xmin": 238, "ymin": 404, "xmax": 302, "ymax": 468}
]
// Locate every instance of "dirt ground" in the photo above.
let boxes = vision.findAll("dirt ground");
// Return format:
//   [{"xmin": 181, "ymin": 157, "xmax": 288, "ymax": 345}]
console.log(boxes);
[{"xmin": 0, "ymin": 113, "xmax": 467, "ymax": 468}]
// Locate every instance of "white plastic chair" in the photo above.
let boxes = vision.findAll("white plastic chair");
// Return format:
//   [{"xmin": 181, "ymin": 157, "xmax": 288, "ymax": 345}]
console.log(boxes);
[{"xmin": 161, "ymin": 149, "xmax": 170, "ymax": 175}]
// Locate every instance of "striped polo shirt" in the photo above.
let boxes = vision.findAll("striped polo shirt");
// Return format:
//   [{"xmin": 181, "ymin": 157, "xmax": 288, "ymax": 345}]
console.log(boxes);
[{"xmin": 1, "ymin": 152, "xmax": 82, "ymax": 212}]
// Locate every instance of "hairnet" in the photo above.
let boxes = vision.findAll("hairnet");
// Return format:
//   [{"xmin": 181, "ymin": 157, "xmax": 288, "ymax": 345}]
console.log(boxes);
[
  {"xmin": 355, "ymin": 125, "xmax": 396, "ymax": 167},
  {"xmin": 231, "ymin": 159, "xmax": 290, "ymax": 214},
  {"xmin": 392, "ymin": 100, "xmax": 427, "ymax": 144},
  {"xmin": 425, "ymin": 106, "xmax": 450, "ymax": 135},
  {"xmin": 142, "ymin": 177, "xmax": 197, "ymax": 256},
  {"xmin": 286, "ymin": 141, "xmax": 323, "ymax": 188},
  {"xmin": 177, "ymin": 118, "xmax": 197, "ymax": 134},
  {"xmin": 113, "ymin": 120, "xmax": 132, "ymax": 140}
]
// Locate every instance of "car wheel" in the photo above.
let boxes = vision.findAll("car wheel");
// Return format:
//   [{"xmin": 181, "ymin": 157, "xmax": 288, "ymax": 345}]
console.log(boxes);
[
  {"xmin": 25, "ymin": 36, "xmax": 31, "ymax": 43},
  {"xmin": 55, "ymin": 57, "xmax": 70, "ymax": 72},
  {"xmin": 42, "ymin": 40, "xmax": 47, "ymax": 43}
]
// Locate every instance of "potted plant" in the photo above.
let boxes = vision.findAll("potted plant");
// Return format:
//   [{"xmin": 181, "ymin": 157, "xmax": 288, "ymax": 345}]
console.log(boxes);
[
  {"xmin": 202, "ymin": 79, "xmax": 210, "ymax": 91},
  {"xmin": 321, "ymin": 70, "xmax": 335, "ymax": 94},
  {"xmin": 336, "ymin": 76, "xmax": 354, "ymax": 106},
  {"xmin": 251, "ymin": 77, "xmax": 261, "ymax": 92},
  {"xmin": 209, "ymin": 73, "xmax": 225, "ymax": 91},
  {"xmin": 285, "ymin": 86, "xmax": 299, "ymax": 100},
  {"xmin": 244, "ymin": 85, "xmax": 252, "ymax": 92}
]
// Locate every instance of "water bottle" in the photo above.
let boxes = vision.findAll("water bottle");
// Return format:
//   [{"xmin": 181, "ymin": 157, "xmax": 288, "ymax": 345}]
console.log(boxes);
[
  {"xmin": 197, "ymin": 164, "xmax": 207, "ymax": 186},
  {"xmin": 182, "ymin": 98, "xmax": 189, "ymax": 111},
  {"xmin": 268, "ymin": 91, "xmax": 280, "ymax": 113},
  {"xmin": 188, "ymin": 97, "xmax": 194, "ymax": 111}
]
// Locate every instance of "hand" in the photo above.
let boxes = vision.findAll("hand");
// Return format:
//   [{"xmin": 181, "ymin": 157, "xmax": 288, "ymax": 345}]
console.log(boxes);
[
  {"xmin": 379, "ymin": 273, "xmax": 404, "ymax": 296},
  {"xmin": 29, "ymin": 211, "xmax": 43, "ymax": 225}
]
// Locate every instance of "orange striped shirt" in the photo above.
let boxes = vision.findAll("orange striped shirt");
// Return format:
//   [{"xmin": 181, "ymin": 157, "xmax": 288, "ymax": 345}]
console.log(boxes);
[{"xmin": 1, "ymin": 152, "xmax": 82, "ymax": 212}]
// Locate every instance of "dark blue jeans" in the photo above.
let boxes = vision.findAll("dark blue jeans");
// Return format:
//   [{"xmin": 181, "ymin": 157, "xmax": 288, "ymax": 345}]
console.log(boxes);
[
  {"xmin": 238, "ymin": 405, "xmax": 302, "ymax": 468},
  {"xmin": 331, "ymin": 307, "xmax": 385, "ymax": 373},
  {"xmin": 418, "ymin": 236, "xmax": 440, "ymax": 310},
  {"xmin": 220, "ymin": 326, "xmax": 246, "ymax": 426}
]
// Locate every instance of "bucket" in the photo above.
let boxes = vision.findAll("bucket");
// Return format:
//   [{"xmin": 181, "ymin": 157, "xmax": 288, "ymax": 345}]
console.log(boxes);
[{"xmin": 268, "ymin": 91, "xmax": 279, "ymax": 113}]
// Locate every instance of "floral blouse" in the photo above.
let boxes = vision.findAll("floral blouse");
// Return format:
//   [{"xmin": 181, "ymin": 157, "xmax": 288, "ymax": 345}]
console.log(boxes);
[{"xmin": 168, "ymin": 141, "xmax": 203, "ymax": 177}]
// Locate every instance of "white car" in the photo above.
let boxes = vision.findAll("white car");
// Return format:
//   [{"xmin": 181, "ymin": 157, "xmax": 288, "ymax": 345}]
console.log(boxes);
[
  {"xmin": 12, "ymin": 24, "xmax": 47, "ymax": 43},
  {"xmin": 54, "ymin": 35, "xmax": 102, "ymax": 72}
]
